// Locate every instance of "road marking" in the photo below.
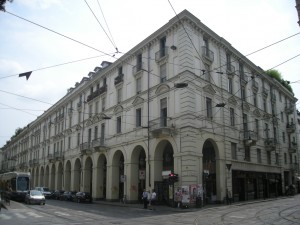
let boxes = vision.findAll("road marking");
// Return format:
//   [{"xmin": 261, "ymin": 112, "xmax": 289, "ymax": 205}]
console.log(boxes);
[
  {"xmin": 15, "ymin": 212, "xmax": 27, "ymax": 218},
  {"xmin": 26, "ymin": 211, "xmax": 43, "ymax": 218},
  {"xmin": 230, "ymin": 215, "xmax": 245, "ymax": 218},
  {"xmin": 0, "ymin": 214, "xmax": 11, "ymax": 220},
  {"xmin": 54, "ymin": 211, "xmax": 71, "ymax": 216}
]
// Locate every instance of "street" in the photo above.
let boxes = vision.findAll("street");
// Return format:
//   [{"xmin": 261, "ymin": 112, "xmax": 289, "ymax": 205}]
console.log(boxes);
[{"xmin": 0, "ymin": 195, "xmax": 300, "ymax": 225}]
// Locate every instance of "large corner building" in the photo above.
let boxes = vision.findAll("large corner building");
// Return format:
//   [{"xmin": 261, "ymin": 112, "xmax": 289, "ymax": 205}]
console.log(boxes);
[{"xmin": 1, "ymin": 10, "xmax": 299, "ymax": 205}]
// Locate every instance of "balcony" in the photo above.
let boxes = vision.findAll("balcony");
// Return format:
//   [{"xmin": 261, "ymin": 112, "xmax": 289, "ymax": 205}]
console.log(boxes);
[
  {"xmin": 149, "ymin": 117, "xmax": 175, "ymax": 138},
  {"xmin": 33, "ymin": 159, "xmax": 38, "ymax": 166},
  {"xmin": 86, "ymin": 85, "xmax": 107, "ymax": 102},
  {"xmin": 262, "ymin": 87, "xmax": 268, "ymax": 98},
  {"xmin": 226, "ymin": 65, "xmax": 236, "ymax": 76},
  {"xmin": 132, "ymin": 62, "xmax": 144, "ymax": 76},
  {"xmin": 19, "ymin": 162, "xmax": 28, "ymax": 169},
  {"xmin": 243, "ymin": 130, "xmax": 258, "ymax": 146},
  {"xmin": 155, "ymin": 47, "xmax": 169, "ymax": 62},
  {"xmin": 54, "ymin": 151, "xmax": 63, "ymax": 161},
  {"xmin": 114, "ymin": 74, "xmax": 124, "ymax": 86},
  {"xmin": 264, "ymin": 138, "xmax": 276, "ymax": 151},
  {"xmin": 80, "ymin": 142, "xmax": 92, "ymax": 155},
  {"xmin": 288, "ymin": 142, "xmax": 297, "ymax": 153},
  {"xmin": 201, "ymin": 46, "xmax": 214, "ymax": 64},
  {"xmin": 92, "ymin": 137, "xmax": 108, "ymax": 152},
  {"xmin": 47, "ymin": 154, "xmax": 54, "ymax": 163},
  {"xmin": 252, "ymin": 80, "xmax": 258, "ymax": 92},
  {"xmin": 284, "ymin": 104, "xmax": 294, "ymax": 114},
  {"xmin": 286, "ymin": 123, "xmax": 296, "ymax": 133}
]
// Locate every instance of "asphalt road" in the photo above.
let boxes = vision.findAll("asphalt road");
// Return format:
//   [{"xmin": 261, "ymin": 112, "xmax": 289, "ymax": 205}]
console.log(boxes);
[{"xmin": 1, "ymin": 195, "xmax": 300, "ymax": 225}]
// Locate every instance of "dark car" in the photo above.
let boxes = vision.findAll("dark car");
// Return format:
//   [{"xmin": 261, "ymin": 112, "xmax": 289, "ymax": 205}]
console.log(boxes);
[
  {"xmin": 52, "ymin": 190, "xmax": 65, "ymax": 200},
  {"xmin": 61, "ymin": 191, "xmax": 77, "ymax": 201},
  {"xmin": 75, "ymin": 192, "xmax": 92, "ymax": 203}
]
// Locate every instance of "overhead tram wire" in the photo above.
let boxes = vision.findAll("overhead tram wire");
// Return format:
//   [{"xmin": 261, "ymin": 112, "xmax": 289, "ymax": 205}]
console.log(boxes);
[
  {"xmin": 5, "ymin": 11, "xmax": 115, "ymax": 57},
  {"xmin": 83, "ymin": 0, "xmax": 118, "ymax": 52},
  {"xmin": 0, "ymin": 54, "xmax": 110, "ymax": 80},
  {"xmin": 96, "ymin": 0, "xmax": 118, "ymax": 52},
  {"xmin": 0, "ymin": 102, "xmax": 39, "ymax": 117}
]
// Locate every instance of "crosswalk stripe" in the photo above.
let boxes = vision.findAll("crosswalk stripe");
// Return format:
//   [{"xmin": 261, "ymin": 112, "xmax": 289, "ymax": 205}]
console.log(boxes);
[{"xmin": 26, "ymin": 211, "xmax": 43, "ymax": 218}]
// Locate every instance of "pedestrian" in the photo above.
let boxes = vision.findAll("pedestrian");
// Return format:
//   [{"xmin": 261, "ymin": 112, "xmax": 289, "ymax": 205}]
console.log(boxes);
[
  {"xmin": 150, "ymin": 189, "xmax": 157, "ymax": 210},
  {"xmin": 142, "ymin": 189, "xmax": 148, "ymax": 209},
  {"xmin": 227, "ymin": 190, "xmax": 232, "ymax": 205}
]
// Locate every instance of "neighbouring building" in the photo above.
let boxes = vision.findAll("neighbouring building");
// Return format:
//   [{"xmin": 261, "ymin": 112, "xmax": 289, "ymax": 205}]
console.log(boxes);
[
  {"xmin": 1, "ymin": 10, "xmax": 299, "ymax": 206},
  {"xmin": 296, "ymin": 0, "xmax": 300, "ymax": 26}
]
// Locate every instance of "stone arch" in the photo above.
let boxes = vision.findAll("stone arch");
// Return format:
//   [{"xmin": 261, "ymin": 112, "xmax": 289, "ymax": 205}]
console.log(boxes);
[
  {"xmin": 45, "ymin": 165, "xmax": 50, "ymax": 187},
  {"xmin": 40, "ymin": 166, "xmax": 45, "ymax": 186},
  {"xmin": 35, "ymin": 167, "xmax": 40, "ymax": 187},
  {"xmin": 50, "ymin": 164, "xmax": 55, "ymax": 190},
  {"xmin": 110, "ymin": 150, "xmax": 125, "ymax": 200}
]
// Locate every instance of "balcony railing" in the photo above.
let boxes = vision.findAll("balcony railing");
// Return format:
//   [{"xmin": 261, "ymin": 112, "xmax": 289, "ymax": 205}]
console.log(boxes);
[
  {"xmin": 132, "ymin": 62, "xmax": 144, "ymax": 75},
  {"xmin": 284, "ymin": 104, "xmax": 294, "ymax": 114},
  {"xmin": 243, "ymin": 130, "xmax": 258, "ymax": 146},
  {"xmin": 80, "ymin": 142, "xmax": 92, "ymax": 155},
  {"xmin": 201, "ymin": 46, "xmax": 214, "ymax": 63},
  {"xmin": 149, "ymin": 117, "xmax": 174, "ymax": 138},
  {"xmin": 155, "ymin": 47, "xmax": 169, "ymax": 62},
  {"xmin": 54, "ymin": 151, "xmax": 63, "ymax": 161},
  {"xmin": 47, "ymin": 154, "xmax": 54, "ymax": 162},
  {"xmin": 288, "ymin": 142, "xmax": 297, "ymax": 153},
  {"xmin": 86, "ymin": 85, "xmax": 107, "ymax": 102},
  {"xmin": 286, "ymin": 123, "xmax": 296, "ymax": 133},
  {"xmin": 264, "ymin": 138, "xmax": 276, "ymax": 151},
  {"xmin": 114, "ymin": 74, "xmax": 124, "ymax": 86},
  {"xmin": 92, "ymin": 137, "xmax": 107, "ymax": 151}
]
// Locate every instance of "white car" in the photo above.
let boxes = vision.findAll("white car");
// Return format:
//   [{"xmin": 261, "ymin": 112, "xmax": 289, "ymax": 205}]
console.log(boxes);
[
  {"xmin": 34, "ymin": 187, "xmax": 52, "ymax": 199},
  {"xmin": 25, "ymin": 190, "xmax": 46, "ymax": 205}
]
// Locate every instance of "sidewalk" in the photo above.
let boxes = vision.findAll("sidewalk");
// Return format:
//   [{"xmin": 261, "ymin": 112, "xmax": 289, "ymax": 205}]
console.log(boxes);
[{"xmin": 93, "ymin": 195, "xmax": 297, "ymax": 213}]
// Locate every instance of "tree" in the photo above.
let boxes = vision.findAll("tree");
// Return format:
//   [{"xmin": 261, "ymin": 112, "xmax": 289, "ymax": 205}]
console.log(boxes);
[
  {"xmin": 265, "ymin": 69, "xmax": 294, "ymax": 95},
  {"xmin": 0, "ymin": 0, "xmax": 13, "ymax": 11}
]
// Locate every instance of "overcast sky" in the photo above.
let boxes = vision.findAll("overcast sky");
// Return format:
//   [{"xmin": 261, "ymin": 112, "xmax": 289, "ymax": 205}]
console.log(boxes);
[{"xmin": 0, "ymin": 0, "xmax": 299, "ymax": 147}]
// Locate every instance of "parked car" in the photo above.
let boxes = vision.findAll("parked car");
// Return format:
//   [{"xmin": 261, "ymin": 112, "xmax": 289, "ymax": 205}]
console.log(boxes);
[
  {"xmin": 34, "ymin": 187, "xmax": 52, "ymax": 199},
  {"xmin": 25, "ymin": 190, "xmax": 45, "ymax": 205},
  {"xmin": 75, "ymin": 192, "xmax": 92, "ymax": 203},
  {"xmin": 61, "ymin": 191, "xmax": 77, "ymax": 201},
  {"xmin": 52, "ymin": 190, "xmax": 65, "ymax": 200}
]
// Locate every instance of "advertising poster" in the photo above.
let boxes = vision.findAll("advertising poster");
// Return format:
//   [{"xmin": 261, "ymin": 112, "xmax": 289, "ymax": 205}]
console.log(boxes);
[
  {"xmin": 181, "ymin": 186, "xmax": 190, "ymax": 205},
  {"xmin": 190, "ymin": 184, "xmax": 198, "ymax": 204}
]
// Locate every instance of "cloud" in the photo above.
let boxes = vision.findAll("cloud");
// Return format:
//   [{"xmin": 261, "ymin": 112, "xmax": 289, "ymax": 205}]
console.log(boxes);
[{"xmin": 18, "ymin": 0, "xmax": 62, "ymax": 10}]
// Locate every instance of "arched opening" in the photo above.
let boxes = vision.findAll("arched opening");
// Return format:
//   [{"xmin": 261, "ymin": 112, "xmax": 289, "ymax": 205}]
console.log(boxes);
[
  {"xmin": 84, "ymin": 157, "xmax": 93, "ymax": 194},
  {"xmin": 202, "ymin": 140, "xmax": 217, "ymax": 204},
  {"xmin": 36, "ymin": 168, "xmax": 40, "ymax": 187},
  {"xmin": 111, "ymin": 150, "xmax": 124, "ymax": 200},
  {"xmin": 57, "ymin": 163, "xmax": 63, "ymax": 190},
  {"xmin": 96, "ymin": 154, "xmax": 107, "ymax": 199},
  {"xmin": 65, "ymin": 161, "xmax": 71, "ymax": 191},
  {"xmin": 50, "ymin": 164, "xmax": 55, "ymax": 190},
  {"xmin": 45, "ymin": 166, "xmax": 49, "ymax": 187},
  {"xmin": 153, "ymin": 140, "xmax": 174, "ymax": 206},
  {"xmin": 40, "ymin": 167, "xmax": 45, "ymax": 186},
  {"xmin": 74, "ymin": 158, "xmax": 81, "ymax": 192}
]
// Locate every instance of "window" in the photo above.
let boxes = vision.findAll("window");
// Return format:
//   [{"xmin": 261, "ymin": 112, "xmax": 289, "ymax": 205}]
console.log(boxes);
[
  {"xmin": 101, "ymin": 123, "xmax": 105, "ymax": 144},
  {"xmin": 273, "ymin": 127, "xmax": 277, "ymax": 143},
  {"xmin": 69, "ymin": 116, "xmax": 72, "ymax": 128},
  {"xmin": 263, "ymin": 98, "xmax": 267, "ymax": 112},
  {"xmin": 77, "ymin": 132, "xmax": 81, "ymax": 146},
  {"xmin": 230, "ymin": 108, "xmax": 235, "ymax": 126},
  {"xmin": 68, "ymin": 136, "xmax": 71, "ymax": 149},
  {"xmin": 245, "ymin": 147, "xmax": 250, "ymax": 162},
  {"xmin": 117, "ymin": 116, "xmax": 122, "ymax": 133},
  {"xmin": 284, "ymin": 153, "xmax": 287, "ymax": 164},
  {"xmin": 160, "ymin": 63, "xmax": 167, "ymax": 83},
  {"xmin": 204, "ymin": 64, "xmax": 210, "ymax": 81},
  {"xmin": 228, "ymin": 77, "xmax": 233, "ymax": 94},
  {"xmin": 95, "ymin": 101, "xmax": 99, "ymax": 114},
  {"xmin": 257, "ymin": 149, "xmax": 261, "ymax": 163},
  {"xmin": 117, "ymin": 87, "xmax": 122, "ymax": 104},
  {"xmin": 78, "ymin": 111, "xmax": 81, "ymax": 124},
  {"xmin": 94, "ymin": 126, "xmax": 98, "ymax": 140},
  {"xmin": 275, "ymin": 153, "xmax": 279, "ymax": 165},
  {"xmin": 265, "ymin": 123, "xmax": 269, "ymax": 138},
  {"xmin": 281, "ymin": 112, "xmax": 284, "ymax": 122},
  {"xmin": 241, "ymin": 87, "xmax": 246, "ymax": 101},
  {"xmin": 206, "ymin": 97, "xmax": 212, "ymax": 119},
  {"xmin": 136, "ymin": 108, "xmax": 142, "ymax": 127},
  {"xmin": 226, "ymin": 53, "xmax": 231, "ymax": 71},
  {"xmin": 204, "ymin": 38, "xmax": 209, "ymax": 55},
  {"xmin": 101, "ymin": 97, "xmax": 106, "ymax": 112},
  {"xmin": 255, "ymin": 119, "xmax": 259, "ymax": 137},
  {"xmin": 267, "ymin": 151, "xmax": 271, "ymax": 165},
  {"xmin": 160, "ymin": 98, "xmax": 168, "ymax": 126},
  {"xmin": 239, "ymin": 63, "xmax": 244, "ymax": 79},
  {"xmin": 136, "ymin": 76, "xmax": 142, "ymax": 94},
  {"xmin": 89, "ymin": 104, "xmax": 93, "ymax": 118},
  {"xmin": 253, "ymin": 93, "xmax": 257, "ymax": 107},
  {"xmin": 160, "ymin": 36, "xmax": 166, "ymax": 57},
  {"xmin": 118, "ymin": 66, "xmax": 123, "ymax": 76},
  {"xmin": 88, "ymin": 128, "xmax": 92, "ymax": 143},
  {"xmin": 243, "ymin": 113, "xmax": 248, "ymax": 131},
  {"xmin": 231, "ymin": 142, "xmax": 237, "ymax": 160},
  {"xmin": 289, "ymin": 154, "xmax": 292, "ymax": 164},
  {"xmin": 137, "ymin": 53, "xmax": 142, "ymax": 71}
]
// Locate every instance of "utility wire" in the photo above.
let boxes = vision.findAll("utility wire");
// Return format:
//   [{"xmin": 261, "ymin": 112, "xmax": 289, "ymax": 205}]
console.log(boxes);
[
  {"xmin": 0, "ymin": 102, "xmax": 39, "ymax": 116},
  {"xmin": 0, "ymin": 54, "xmax": 108, "ymax": 80},
  {"xmin": 5, "ymin": 11, "xmax": 114, "ymax": 57},
  {"xmin": 83, "ymin": 0, "xmax": 118, "ymax": 52}
]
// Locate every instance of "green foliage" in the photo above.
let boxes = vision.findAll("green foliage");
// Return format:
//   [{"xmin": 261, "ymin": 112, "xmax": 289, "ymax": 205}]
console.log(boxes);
[{"xmin": 265, "ymin": 69, "xmax": 294, "ymax": 95}]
